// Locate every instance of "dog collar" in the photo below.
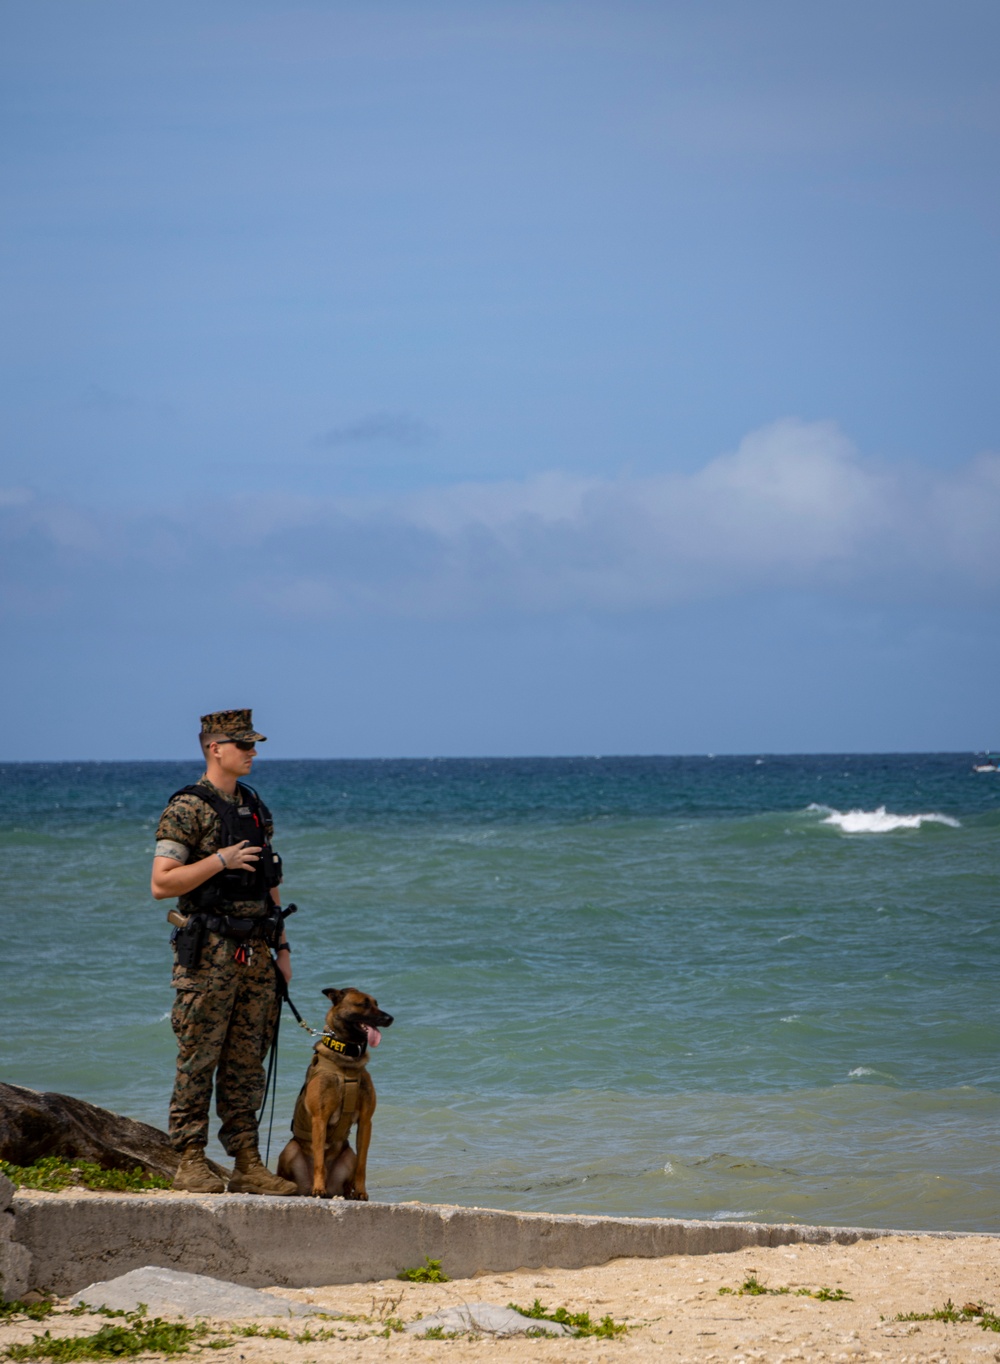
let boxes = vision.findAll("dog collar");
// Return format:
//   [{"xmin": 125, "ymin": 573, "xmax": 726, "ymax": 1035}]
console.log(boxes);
[{"xmin": 319, "ymin": 1033, "xmax": 365, "ymax": 1059}]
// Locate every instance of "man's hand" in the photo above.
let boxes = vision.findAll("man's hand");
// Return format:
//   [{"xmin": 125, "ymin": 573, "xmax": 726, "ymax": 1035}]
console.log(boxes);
[{"xmin": 219, "ymin": 840, "xmax": 260, "ymax": 871}]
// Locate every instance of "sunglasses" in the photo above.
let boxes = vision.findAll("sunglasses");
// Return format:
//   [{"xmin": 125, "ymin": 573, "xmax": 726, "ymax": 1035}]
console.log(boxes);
[{"xmin": 216, "ymin": 739, "xmax": 257, "ymax": 752}]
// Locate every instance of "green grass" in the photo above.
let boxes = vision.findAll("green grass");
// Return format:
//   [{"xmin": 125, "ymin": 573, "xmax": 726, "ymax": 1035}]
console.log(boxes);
[
  {"xmin": 230, "ymin": 1324, "xmax": 291, "ymax": 1339},
  {"xmin": 895, "ymin": 1300, "xmax": 1000, "ymax": 1332},
  {"xmin": 0, "ymin": 1301, "xmax": 56, "ymax": 1324},
  {"xmin": 5, "ymin": 1308, "xmax": 208, "ymax": 1360},
  {"xmin": 0, "ymin": 1284, "xmax": 631, "ymax": 1354},
  {"xmin": 271, "ymin": 1327, "xmax": 343, "ymax": 1344},
  {"xmin": 397, "ymin": 1257, "xmax": 449, "ymax": 1283},
  {"xmin": 509, "ymin": 1299, "xmax": 630, "ymax": 1338},
  {"xmin": 0, "ymin": 1157, "xmax": 171, "ymax": 1194},
  {"xmin": 719, "ymin": 1274, "xmax": 851, "ymax": 1301},
  {"xmin": 2, "ymin": 1312, "xmax": 374, "ymax": 1360},
  {"xmin": 66, "ymin": 1308, "xmax": 131, "ymax": 1320}
]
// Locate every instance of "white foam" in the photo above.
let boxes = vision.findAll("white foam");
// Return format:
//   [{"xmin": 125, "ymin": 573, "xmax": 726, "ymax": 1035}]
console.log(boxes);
[
  {"xmin": 848, "ymin": 1066, "xmax": 896, "ymax": 1081},
  {"xmin": 809, "ymin": 803, "xmax": 959, "ymax": 834}
]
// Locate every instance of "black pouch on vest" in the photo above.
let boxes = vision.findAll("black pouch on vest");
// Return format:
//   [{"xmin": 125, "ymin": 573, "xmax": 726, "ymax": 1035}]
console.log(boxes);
[
  {"xmin": 223, "ymin": 916, "xmax": 256, "ymax": 941},
  {"xmin": 174, "ymin": 915, "xmax": 206, "ymax": 969}
]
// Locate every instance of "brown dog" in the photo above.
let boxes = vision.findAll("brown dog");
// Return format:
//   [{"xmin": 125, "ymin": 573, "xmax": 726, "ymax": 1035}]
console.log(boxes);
[{"xmin": 276, "ymin": 988, "xmax": 393, "ymax": 1199}]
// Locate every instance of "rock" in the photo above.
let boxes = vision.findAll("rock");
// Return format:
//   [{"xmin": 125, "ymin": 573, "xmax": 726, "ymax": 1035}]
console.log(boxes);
[
  {"xmin": 70, "ymin": 1266, "xmax": 338, "ymax": 1319},
  {"xmin": 0, "ymin": 1083, "xmax": 225, "ymax": 1181},
  {"xmin": 404, "ymin": 1302, "xmax": 573, "ymax": 1337},
  {"xmin": 0, "ymin": 1173, "xmax": 13, "ymax": 1214}
]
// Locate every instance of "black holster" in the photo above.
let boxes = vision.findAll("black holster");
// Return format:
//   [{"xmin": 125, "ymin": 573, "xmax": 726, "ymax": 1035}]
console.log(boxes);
[{"xmin": 173, "ymin": 914, "xmax": 206, "ymax": 969}]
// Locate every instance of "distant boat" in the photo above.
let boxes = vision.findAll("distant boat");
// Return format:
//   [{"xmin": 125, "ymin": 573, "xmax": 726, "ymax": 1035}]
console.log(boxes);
[{"xmin": 972, "ymin": 752, "xmax": 1000, "ymax": 772}]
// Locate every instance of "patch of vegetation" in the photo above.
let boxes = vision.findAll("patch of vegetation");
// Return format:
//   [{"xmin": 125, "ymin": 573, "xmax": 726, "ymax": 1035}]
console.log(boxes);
[
  {"xmin": 0, "ymin": 1300, "xmax": 56, "ymax": 1324},
  {"xmin": 719, "ymin": 1273, "xmax": 777, "ymax": 1296},
  {"xmin": 360, "ymin": 1292, "xmax": 405, "ymax": 1336},
  {"xmin": 0, "ymin": 1157, "xmax": 170, "ymax": 1194},
  {"xmin": 5, "ymin": 1307, "xmax": 208, "ymax": 1360},
  {"xmin": 266, "ymin": 1327, "xmax": 344, "ymax": 1345},
  {"xmin": 418, "ymin": 1325, "xmax": 456, "ymax": 1339},
  {"xmin": 68, "ymin": 1305, "xmax": 133, "ymax": 1319},
  {"xmin": 217, "ymin": 1323, "xmax": 347, "ymax": 1346},
  {"xmin": 895, "ymin": 1300, "xmax": 1000, "ymax": 1333},
  {"xmin": 509, "ymin": 1299, "xmax": 630, "ymax": 1338},
  {"xmin": 2, "ymin": 1299, "xmax": 414, "ymax": 1359},
  {"xmin": 719, "ymin": 1274, "xmax": 851, "ymax": 1301},
  {"xmin": 397, "ymin": 1256, "xmax": 449, "ymax": 1283}
]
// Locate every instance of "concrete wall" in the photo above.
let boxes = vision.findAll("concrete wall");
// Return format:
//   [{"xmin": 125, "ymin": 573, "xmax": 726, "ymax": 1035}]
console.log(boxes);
[
  {"xmin": 11, "ymin": 1192, "xmax": 921, "ymax": 1297},
  {"xmin": 0, "ymin": 1176, "xmax": 31, "ymax": 1301}
]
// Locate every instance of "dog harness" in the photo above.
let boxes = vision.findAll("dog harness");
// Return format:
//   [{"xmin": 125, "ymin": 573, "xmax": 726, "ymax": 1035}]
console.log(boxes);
[{"xmin": 291, "ymin": 1047, "xmax": 363, "ymax": 1148}]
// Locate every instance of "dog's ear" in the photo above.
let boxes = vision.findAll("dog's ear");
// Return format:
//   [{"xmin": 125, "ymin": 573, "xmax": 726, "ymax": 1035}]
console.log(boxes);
[{"xmin": 322, "ymin": 988, "xmax": 346, "ymax": 1005}]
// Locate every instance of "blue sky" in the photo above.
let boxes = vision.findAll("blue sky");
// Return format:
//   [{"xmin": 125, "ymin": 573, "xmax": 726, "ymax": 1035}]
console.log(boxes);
[{"xmin": 2, "ymin": 1, "xmax": 998, "ymax": 759}]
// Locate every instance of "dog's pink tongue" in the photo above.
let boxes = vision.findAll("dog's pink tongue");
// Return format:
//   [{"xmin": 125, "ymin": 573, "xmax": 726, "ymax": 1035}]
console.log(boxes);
[{"xmin": 363, "ymin": 1024, "xmax": 382, "ymax": 1048}]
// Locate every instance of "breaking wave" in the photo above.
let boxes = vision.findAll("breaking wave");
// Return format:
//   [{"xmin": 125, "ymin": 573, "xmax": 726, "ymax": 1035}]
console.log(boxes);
[{"xmin": 807, "ymin": 803, "xmax": 960, "ymax": 834}]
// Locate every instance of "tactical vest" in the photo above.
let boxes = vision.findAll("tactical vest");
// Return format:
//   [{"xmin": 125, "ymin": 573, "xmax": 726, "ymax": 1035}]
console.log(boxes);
[{"xmin": 168, "ymin": 781, "xmax": 282, "ymax": 911}]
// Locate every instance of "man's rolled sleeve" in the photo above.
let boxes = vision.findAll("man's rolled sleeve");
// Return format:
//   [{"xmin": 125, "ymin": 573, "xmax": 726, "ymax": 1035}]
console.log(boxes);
[{"xmin": 155, "ymin": 839, "xmax": 190, "ymax": 864}]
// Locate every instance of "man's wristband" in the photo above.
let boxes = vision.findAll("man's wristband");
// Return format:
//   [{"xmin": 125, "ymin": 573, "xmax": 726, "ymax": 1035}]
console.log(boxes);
[
  {"xmin": 276, "ymin": 943, "xmax": 290, "ymax": 953},
  {"xmin": 215, "ymin": 853, "xmax": 226, "ymax": 871}
]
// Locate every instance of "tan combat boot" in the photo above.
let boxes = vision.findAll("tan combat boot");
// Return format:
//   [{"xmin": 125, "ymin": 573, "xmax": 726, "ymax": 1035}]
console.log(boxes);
[
  {"xmin": 172, "ymin": 1144, "xmax": 226, "ymax": 1194},
  {"xmin": 227, "ymin": 1146, "xmax": 298, "ymax": 1196}
]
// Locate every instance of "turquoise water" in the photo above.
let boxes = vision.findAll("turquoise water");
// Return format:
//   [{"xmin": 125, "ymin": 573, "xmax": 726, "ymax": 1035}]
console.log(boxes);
[{"xmin": 2, "ymin": 755, "xmax": 998, "ymax": 1231}]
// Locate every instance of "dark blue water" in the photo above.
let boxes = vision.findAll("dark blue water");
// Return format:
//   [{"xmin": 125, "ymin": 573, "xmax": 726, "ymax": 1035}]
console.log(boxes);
[{"xmin": 2, "ymin": 755, "xmax": 998, "ymax": 1230}]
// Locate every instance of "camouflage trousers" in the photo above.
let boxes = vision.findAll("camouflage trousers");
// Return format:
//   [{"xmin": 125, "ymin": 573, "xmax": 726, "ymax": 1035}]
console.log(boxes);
[{"xmin": 169, "ymin": 943, "xmax": 279, "ymax": 1155}]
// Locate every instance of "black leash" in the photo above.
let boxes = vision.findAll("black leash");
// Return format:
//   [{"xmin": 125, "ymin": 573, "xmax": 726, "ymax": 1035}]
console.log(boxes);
[
  {"xmin": 258, "ymin": 903, "xmax": 306, "ymax": 1164},
  {"xmin": 261, "ymin": 967, "xmax": 285, "ymax": 1164},
  {"xmin": 282, "ymin": 988, "xmax": 306, "ymax": 1028}
]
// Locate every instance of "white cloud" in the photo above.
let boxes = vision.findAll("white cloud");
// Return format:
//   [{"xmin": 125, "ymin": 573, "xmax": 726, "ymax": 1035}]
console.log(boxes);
[
  {"xmin": 2, "ymin": 420, "xmax": 998, "ymax": 621},
  {"xmin": 234, "ymin": 419, "xmax": 1000, "ymax": 616}
]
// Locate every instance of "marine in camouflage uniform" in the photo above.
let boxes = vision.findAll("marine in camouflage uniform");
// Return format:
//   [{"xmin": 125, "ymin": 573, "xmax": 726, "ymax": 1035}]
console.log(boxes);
[{"xmin": 152, "ymin": 709, "xmax": 296, "ymax": 1196}]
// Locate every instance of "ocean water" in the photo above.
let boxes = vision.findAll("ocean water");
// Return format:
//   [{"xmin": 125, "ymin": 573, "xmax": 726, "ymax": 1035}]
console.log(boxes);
[{"xmin": 1, "ymin": 754, "xmax": 998, "ymax": 1232}]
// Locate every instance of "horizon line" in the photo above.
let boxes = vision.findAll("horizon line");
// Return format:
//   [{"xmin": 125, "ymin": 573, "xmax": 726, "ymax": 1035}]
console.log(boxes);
[{"xmin": 0, "ymin": 749, "xmax": 984, "ymax": 765}]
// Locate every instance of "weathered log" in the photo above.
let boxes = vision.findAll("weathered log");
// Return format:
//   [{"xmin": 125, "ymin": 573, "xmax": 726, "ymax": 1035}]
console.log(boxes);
[{"xmin": 0, "ymin": 1082, "xmax": 227, "ymax": 1180}]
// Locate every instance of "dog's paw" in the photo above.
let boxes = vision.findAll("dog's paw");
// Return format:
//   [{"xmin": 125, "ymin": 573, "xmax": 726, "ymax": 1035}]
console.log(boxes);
[{"xmin": 346, "ymin": 1189, "xmax": 369, "ymax": 1201}]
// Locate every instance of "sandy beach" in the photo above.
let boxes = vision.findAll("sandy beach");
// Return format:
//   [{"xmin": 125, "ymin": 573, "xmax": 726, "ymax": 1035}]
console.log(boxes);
[{"xmin": 3, "ymin": 1232, "xmax": 999, "ymax": 1362}]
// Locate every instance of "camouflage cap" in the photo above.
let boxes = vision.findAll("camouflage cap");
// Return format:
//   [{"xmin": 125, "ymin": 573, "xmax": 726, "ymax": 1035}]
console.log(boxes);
[{"xmin": 199, "ymin": 709, "xmax": 267, "ymax": 743}]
